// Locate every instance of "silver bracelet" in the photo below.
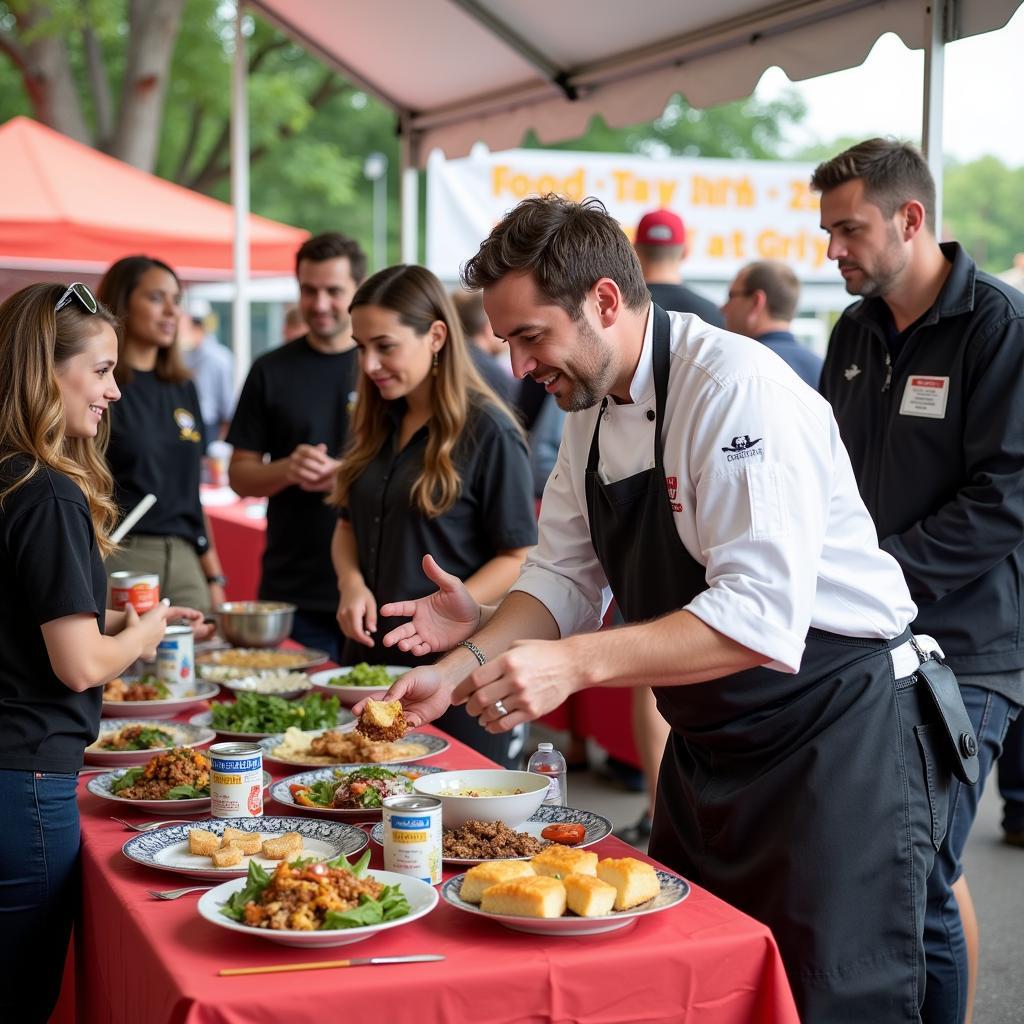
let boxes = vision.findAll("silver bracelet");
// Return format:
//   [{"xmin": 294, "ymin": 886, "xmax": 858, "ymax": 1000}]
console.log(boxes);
[{"xmin": 456, "ymin": 639, "xmax": 487, "ymax": 666}]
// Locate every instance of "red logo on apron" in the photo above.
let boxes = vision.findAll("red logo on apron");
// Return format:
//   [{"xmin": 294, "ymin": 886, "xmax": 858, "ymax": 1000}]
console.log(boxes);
[{"xmin": 666, "ymin": 476, "xmax": 683, "ymax": 512}]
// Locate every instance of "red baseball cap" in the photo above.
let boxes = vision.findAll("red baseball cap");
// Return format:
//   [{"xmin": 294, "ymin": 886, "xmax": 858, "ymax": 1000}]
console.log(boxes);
[{"xmin": 635, "ymin": 209, "xmax": 686, "ymax": 246}]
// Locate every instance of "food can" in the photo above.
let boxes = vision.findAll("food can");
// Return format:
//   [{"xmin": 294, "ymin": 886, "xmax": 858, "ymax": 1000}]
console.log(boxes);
[
  {"xmin": 109, "ymin": 571, "xmax": 160, "ymax": 613},
  {"xmin": 156, "ymin": 624, "xmax": 194, "ymax": 688},
  {"xmin": 210, "ymin": 742, "xmax": 264, "ymax": 818},
  {"xmin": 382, "ymin": 795, "xmax": 442, "ymax": 885}
]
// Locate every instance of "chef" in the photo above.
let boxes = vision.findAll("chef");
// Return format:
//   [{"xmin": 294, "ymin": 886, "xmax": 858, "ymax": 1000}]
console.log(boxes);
[{"xmin": 379, "ymin": 195, "xmax": 973, "ymax": 1022}]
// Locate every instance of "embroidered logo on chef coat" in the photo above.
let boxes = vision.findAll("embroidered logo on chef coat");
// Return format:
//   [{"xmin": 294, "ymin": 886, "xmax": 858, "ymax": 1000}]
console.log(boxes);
[
  {"xmin": 665, "ymin": 476, "xmax": 683, "ymax": 513},
  {"xmin": 174, "ymin": 408, "xmax": 201, "ymax": 443},
  {"xmin": 844, "ymin": 364, "xmax": 862, "ymax": 381},
  {"xmin": 721, "ymin": 435, "xmax": 763, "ymax": 462}
]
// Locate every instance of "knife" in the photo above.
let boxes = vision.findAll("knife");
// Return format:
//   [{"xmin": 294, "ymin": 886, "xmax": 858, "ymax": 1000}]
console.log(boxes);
[{"xmin": 219, "ymin": 955, "xmax": 445, "ymax": 976}]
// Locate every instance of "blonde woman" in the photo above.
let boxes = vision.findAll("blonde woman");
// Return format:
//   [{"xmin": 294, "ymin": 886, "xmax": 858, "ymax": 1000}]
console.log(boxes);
[
  {"xmin": 0, "ymin": 283, "xmax": 207, "ymax": 1021},
  {"xmin": 331, "ymin": 265, "xmax": 536, "ymax": 764}
]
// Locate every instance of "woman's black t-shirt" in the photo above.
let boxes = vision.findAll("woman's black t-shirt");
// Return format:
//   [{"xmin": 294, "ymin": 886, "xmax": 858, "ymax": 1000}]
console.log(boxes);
[
  {"xmin": 106, "ymin": 370, "xmax": 208, "ymax": 551},
  {"xmin": 0, "ymin": 457, "xmax": 107, "ymax": 771}
]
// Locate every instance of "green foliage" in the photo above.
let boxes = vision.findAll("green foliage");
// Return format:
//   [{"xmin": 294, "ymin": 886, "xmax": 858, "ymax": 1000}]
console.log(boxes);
[{"xmin": 943, "ymin": 156, "xmax": 1024, "ymax": 273}]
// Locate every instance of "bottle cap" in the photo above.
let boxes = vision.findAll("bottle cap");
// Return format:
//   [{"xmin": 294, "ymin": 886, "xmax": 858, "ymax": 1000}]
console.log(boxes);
[{"xmin": 537, "ymin": 742, "xmax": 552, "ymax": 751}]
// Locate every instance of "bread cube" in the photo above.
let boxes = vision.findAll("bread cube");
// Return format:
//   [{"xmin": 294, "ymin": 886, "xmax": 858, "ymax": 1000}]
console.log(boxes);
[
  {"xmin": 262, "ymin": 836, "xmax": 297, "ymax": 860},
  {"xmin": 221, "ymin": 832, "xmax": 262, "ymax": 855},
  {"xmin": 596, "ymin": 857, "xmax": 661, "ymax": 910},
  {"xmin": 461, "ymin": 860, "xmax": 535, "ymax": 904},
  {"xmin": 564, "ymin": 873, "xmax": 617, "ymax": 917},
  {"xmin": 480, "ymin": 876, "xmax": 566, "ymax": 918},
  {"xmin": 188, "ymin": 830, "xmax": 219, "ymax": 856},
  {"xmin": 531, "ymin": 845, "xmax": 598, "ymax": 879},
  {"xmin": 212, "ymin": 845, "xmax": 243, "ymax": 868},
  {"xmin": 357, "ymin": 699, "xmax": 407, "ymax": 741}
]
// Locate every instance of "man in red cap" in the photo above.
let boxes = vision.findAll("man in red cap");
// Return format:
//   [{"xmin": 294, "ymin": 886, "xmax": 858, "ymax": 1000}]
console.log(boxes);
[{"xmin": 633, "ymin": 209, "xmax": 725, "ymax": 328}]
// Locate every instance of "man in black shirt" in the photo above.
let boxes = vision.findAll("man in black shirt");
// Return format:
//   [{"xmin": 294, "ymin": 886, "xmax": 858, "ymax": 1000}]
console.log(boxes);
[{"xmin": 227, "ymin": 233, "xmax": 367, "ymax": 660}]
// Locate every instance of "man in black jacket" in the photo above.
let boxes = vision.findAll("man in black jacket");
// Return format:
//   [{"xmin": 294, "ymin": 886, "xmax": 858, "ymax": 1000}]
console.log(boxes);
[{"xmin": 814, "ymin": 138, "xmax": 1024, "ymax": 1024}]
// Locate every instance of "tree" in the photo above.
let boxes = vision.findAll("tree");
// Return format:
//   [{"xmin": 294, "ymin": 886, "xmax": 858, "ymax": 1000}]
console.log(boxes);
[{"xmin": 943, "ymin": 156, "xmax": 1024, "ymax": 273}]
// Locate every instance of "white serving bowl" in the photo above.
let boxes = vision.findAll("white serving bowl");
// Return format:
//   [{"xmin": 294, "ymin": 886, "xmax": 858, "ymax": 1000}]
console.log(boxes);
[{"xmin": 412, "ymin": 769, "xmax": 548, "ymax": 828}]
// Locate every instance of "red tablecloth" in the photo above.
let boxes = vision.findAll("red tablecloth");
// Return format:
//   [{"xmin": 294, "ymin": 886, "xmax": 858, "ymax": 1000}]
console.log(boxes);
[
  {"xmin": 204, "ymin": 492, "xmax": 267, "ymax": 604},
  {"xmin": 62, "ymin": 723, "xmax": 797, "ymax": 1024}
]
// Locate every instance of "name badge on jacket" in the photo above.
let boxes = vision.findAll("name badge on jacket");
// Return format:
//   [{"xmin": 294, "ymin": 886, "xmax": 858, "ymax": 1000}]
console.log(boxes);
[{"xmin": 899, "ymin": 375, "xmax": 950, "ymax": 419}]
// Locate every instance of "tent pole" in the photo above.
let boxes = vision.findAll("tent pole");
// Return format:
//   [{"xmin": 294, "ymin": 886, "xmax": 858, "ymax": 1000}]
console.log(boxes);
[
  {"xmin": 400, "ymin": 121, "xmax": 419, "ymax": 265},
  {"xmin": 231, "ymin": 1, "xmax": 251, "ymax": 389},
  {"xmin": 922, "ymin": 0, "xmax": 948, "ymax": 239}
]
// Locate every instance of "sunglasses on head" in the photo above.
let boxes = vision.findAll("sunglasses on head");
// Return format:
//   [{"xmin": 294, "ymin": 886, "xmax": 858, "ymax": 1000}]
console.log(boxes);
[{"xmin": 54, "ymin": 282, "xmax": 98, "ymax": 315}]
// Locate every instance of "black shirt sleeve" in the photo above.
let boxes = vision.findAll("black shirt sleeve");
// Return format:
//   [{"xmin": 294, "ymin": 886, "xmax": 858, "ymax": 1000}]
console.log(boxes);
[
  {"xmin": 469, "ymin": 413, "xmax": 538, "ymax": 551},
  {"xmin": 225, "ymin": 359, "xmax": 269, "ymax": 454}
]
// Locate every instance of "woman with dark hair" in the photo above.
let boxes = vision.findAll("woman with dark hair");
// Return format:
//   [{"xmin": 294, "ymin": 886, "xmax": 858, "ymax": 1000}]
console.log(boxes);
[
  {"xmin": 331, "ymin": 264, "xmax": 537, "ymax": 765},
  {"xmin": 98, "ymin": 256, "xmax": 226, "ymax": 613},
  {"xmin": 0, "ymin": 283, "xmax": 207, "ymax": 1021}
]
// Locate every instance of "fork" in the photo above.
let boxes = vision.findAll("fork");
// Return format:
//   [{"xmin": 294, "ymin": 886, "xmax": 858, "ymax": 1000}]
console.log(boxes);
[
  {"xmin": 110, "ymin": 816, "xmax": 199, "ymax": 832},
  {"xmin": 148, "ymin": 885, "xmax": 216, "ymax": 900}
]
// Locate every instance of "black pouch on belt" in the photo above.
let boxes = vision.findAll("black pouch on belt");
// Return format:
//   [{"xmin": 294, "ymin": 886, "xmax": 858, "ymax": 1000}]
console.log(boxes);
[{"xmin": 916, "ymin": 657, "xmax": 980, "ymax": 785}]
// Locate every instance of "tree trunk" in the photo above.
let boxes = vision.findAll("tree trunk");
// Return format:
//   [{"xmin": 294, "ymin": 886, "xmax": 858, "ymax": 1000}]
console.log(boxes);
[{"xmin": 109, "ymin": 0, "xmax": 185, "ymax": 172}]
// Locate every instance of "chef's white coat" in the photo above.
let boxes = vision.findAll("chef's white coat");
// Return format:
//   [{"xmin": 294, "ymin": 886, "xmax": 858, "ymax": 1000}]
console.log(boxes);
[{"xmin": 511, "ymin": 309, "xmax": 916, "ymax": 673}]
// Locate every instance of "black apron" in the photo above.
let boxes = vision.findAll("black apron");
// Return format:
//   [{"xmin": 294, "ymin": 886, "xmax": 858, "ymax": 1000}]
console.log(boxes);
[{"xmin": 584, "ymin": 305, "xmax": 949, "ymax": 1023}]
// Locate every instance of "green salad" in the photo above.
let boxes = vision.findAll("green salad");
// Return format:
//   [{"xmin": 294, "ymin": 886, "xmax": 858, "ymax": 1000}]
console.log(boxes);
[
  {"xmin": 329, "ymin": 662, "xmax": 400, "ymax": 687},
  {"xmin": 220, "ymin": 849, "xmax": 410, "ymax": 930},
  {"xmin": 209, "ymin": 691, "xmax": 340, "ymax": 733}
]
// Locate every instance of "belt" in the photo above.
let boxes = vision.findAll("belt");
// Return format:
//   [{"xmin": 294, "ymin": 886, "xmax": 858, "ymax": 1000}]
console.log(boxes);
[{"xmin": 890, "ymin": 633, "xmax": 945, "ymax": 678}]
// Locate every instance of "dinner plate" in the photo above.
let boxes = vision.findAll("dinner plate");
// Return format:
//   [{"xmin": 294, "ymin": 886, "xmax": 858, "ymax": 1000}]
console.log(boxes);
[
  {"xmin": 197, "ymin": 867, "xmax": 438, "ymax": 948},
  {"xmin": 215, "ymin": 672, "xmax": 314, "ymax": 699},
  {"xmin": 197, "ymin": 647, "xmax": 329, "ymax": 672},
  {"xmin": 122, "ymin": 815, "xmax": 368, "ymax": 880},
  {"xmin": 258, "ymin": 729, "xmax": 450, "ymax": 768},
  {"xmin": 189, "ymin": 707, "xmax": 356, "ymax": 741},
  {"xmin": 370, "ymin": 805, "xmax": 613, "ymax": 865},
  {"xmin": 307, "ymin": 665, "xmax": 407, "ymax": 706},
  {"xmin": 84, "ymin": 720, "xmax": 217, "ymax": 767},
  {"xmin": 101, "ymin": 679, "xmax": 220, "ymax": 718},
  {"xmin": 441, "ymin": 868, "xmax": 690, "ymax": 936},
  {"xmin": 86, "ymin": 770, "xmax": 271, "ymax": 813},
  {"xmin": 270, "ymin": 764, "xmax": 445, "ymax": 819}
]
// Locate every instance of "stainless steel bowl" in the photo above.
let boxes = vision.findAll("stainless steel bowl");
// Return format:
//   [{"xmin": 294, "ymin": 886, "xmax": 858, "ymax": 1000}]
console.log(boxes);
[{"xmin": 214, "ymin": 601, "xmax": 296, "ymax": 648}]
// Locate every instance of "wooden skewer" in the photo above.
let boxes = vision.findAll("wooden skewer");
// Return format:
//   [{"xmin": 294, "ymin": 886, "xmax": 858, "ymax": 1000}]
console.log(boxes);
[{"xmin": 220, "ymin": 960, "xmax": 358, "ymax": 976}]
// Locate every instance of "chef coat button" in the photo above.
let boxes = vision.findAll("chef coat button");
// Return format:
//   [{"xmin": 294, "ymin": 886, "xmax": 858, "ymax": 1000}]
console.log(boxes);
[
  {"xmin": 646, "ymin": 410, "xmax": 655, "ymax": 421},
  {"xmin": 960, "ymin": 733, "xmax": 977, "ymax": 757},
  {"xmin": 373, "ymin": 515, "xmax": 380, "ymax": 524}
]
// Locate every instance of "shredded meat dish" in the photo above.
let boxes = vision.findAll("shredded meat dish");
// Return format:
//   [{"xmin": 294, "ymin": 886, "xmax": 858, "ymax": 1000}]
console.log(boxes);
[
  {"xmin": 116, "ymin": 749, "xmax": 210, "ymax": 799},
  {"xmin": 96, "ymin": 724, "xmax": 174, "ymax": 751},
  {"xmin": 308, "ymin": 729, "xmax": 423, "ymax": 764},
  {"xmin": 443, "ymin": 819, "xmax": 547, "ymax": 859},
  {"xmin": 104, "ymin": 676, "xmax": 168, "ymax": 701},
  {"xmin": 242, "ymin": 861, "xmax": 384, "ymax": 931}
]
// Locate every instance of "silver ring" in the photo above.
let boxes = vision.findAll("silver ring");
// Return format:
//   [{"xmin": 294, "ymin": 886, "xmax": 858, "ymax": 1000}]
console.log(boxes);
[{"xmin": 493, "ymin": 699, "xmax": 510, "ymax": 718}]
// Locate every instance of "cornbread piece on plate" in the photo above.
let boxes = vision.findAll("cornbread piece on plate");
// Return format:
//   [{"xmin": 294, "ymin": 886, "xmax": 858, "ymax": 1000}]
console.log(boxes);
[
  {"xmin": 222, "ymin": 833, "xmax": 262, "ymax": 855},
  {"xmin": 189, "ymin": 830, "xmax": 219, "ymax": 856},
  {"xmin": 356, "ymin": 698, "xmax": 407, "ymax": 742},
  {"xmin": 262, "ymin": 836, "xmax": 301, "ymax": 859},
  {"xmin": 532, "ymin": 844, "xmax": 598, "ymax": 879},
  {"xmin": 596, "ymin": 857, "xmax": 661, "ymax": 910},
  {"xmin": 212, "ymin": 846, "xmax": 243, "ymax": 868},
  {"xmin": 461, "ymin": 860, "xmax": 536, "ymax": 904},
  {"xmin": 564, "ymin": 873, "xmax": 617, "ymax": 917},
  {"xmin": 480, "ymin": 875, "xmax": 566, "ymax": 918}
]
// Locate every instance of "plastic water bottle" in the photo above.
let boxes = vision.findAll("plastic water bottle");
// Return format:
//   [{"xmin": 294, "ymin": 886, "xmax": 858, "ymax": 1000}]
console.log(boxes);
[{"xmin": 527, "ymin": 741, "xmax": 567, "ymax": 807}]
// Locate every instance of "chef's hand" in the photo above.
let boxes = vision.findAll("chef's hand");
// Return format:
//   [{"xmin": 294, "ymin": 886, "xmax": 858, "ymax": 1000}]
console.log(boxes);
[
  {"xmin": 452, "ymin": 637, "xmax": 586, "ymax": 733},
  {"xmin": 352, "ymin": 665, "xmax": 452, "ymax": 728},
  {"xmin": 379, "ymin": 555, "xmax": 480, "ymax": 655},
  {"xmin": 337, "ymin": 583, "xmax": 377, "ymax": 647},
  {"xmin": 286, "ymin": 443, "xmax": 339, "ymax": 492},
  {"xmin": 165, "ymin": 605, "xmax": 217, "ymax": 642}
]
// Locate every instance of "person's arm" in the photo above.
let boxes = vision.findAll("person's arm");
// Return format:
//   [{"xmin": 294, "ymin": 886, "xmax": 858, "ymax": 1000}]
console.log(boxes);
[
  {"xmin": 41, "ymin": 604, "xmax": 169, "ymax": 692},
  {"xmin": 229, "ymin": 445, "xmax": 341, "ymax": 498},
  {"xmin": 198, "ymin": 510, "xmax": 227, "ymax": 608},
  {"xmin": 463, "ymin": 547, "xmax": 529, "ymax": 605},
  {"xmin": 332, "ymin": 518, "xmax": 377, "ymax": 646}
]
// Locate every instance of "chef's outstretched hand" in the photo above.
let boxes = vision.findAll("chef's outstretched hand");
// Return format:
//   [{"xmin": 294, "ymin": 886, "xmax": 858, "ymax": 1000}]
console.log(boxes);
[
  {"xmin": 379, "ymin": 555, "xmax": 480, "ymax": 655},
  {"xmin": 351, "ymin": 664, "xmax": 451, "ymax": 729}
]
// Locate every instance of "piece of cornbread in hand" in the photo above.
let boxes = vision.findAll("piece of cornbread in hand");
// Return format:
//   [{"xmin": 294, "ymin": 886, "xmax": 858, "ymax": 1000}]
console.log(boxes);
[
  {"xmin": 212, "ymin": 845, "xmax": 243, "ymax": 868},
  {"xmin": 564, "ymin": 873, "xmax": 617, "ymax": 917},
  {"xmin": 461, "ymin": 860, "xmax": 536, "ymax": 904},
  {"xmin": 531, "ymin": 844, "xmax": 598, "ymax": 879},
  {"xmin": 596, "ymin": 857, "xmax": 661, "ymax": 910},
  {"xmin": 356, "ymin": 698, "xmax": 407, "ymax": 742},
  {"xmin": 188, "ymin": 830, "xmax": 219, "ymax": 856},
  {"xmin": 480, "ymin": 876, "xmax": 566, "ymax": 918}
]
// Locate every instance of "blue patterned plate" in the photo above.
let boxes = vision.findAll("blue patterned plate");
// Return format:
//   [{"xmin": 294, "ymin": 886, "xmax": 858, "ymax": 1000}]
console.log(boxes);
[
  {"xmin": 370, "ymin": 804, "xmax": 613, "ymax": 865},
  {"xmin": 441, "ymin": 867, "xmax": 690, "ymax": 935},
  {"xmin": 84, "ymin": 719, "xmax": 216, "ymax": 767},
  {"xmin": 271, "ymin": 764, "xmax": 445, "ymax": 819},
  {"xmin": 122, "ymin": 815, "xmax": 368, "ymax": 880},
  {"xmin": 86, "ymin": 769, "xmax": 271, "ymax": 814},
  {"xmin": 259, "ymin": 729, "xmax": 449, "ymax": 768}
]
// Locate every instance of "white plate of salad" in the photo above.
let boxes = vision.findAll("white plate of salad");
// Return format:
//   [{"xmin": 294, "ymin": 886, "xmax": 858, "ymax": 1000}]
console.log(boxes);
[{"xmin": 307, "ymin": 663, "xmax": 407, "ymax": 706}]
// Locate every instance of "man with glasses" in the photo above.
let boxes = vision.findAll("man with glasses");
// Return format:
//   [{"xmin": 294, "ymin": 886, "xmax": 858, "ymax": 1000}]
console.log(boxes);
[{"xmin": 722, "ymin": 261, "xmax": 822, "ymax": 389}]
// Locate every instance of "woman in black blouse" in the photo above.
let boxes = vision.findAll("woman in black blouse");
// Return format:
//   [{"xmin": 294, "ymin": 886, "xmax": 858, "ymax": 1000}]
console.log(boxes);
[
  {"xmin": 98, "ymin": 257, "xmax": 226, "ymax": 614},
  {"xmin": 0, "ymin": 283, "xmax": 206, "ymax": 1021},
  {"xmin": 331, "ymin": 265, "xmax": 537, "ymax": 763}
]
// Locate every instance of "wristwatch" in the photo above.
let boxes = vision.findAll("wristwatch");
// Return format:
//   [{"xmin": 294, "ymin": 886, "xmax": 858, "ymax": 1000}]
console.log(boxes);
[{"xmin": 205, "ymin": 574, "xmax": 228, "ymax": 586}]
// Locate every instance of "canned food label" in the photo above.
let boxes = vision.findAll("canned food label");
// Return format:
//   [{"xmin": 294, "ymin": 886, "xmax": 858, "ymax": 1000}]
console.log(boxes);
[
  {"xmin": 210, "ymin": 743, "xmax": 263, "ymax": 819},
  {"xmin": 391, "ymin": 815, "xmax": 431, "ymax": 829},
  {"xmin": 392, "ymin": 831, "xmax": 427, "ymax": 844}
]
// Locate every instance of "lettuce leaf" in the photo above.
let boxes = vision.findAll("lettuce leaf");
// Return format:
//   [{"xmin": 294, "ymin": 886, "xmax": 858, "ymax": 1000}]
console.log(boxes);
[{"xmin": 219, "ymin": 859, "xmax": 270, "ymax": 921}]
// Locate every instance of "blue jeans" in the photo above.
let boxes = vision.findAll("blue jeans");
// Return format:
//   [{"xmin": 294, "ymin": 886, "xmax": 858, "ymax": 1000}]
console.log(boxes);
[
  {"xmin": 998, "ymin": 710, "xmax": 1024, "ymax": 833},
  {"xmin": 0, "ymin": 769, "xmax": 81, "ymax": 1022},
  {"xmin": 291, "ymin": 607, "xmax": 345, "ymax": 663},
  {"xmin": 922, "ymin": 685, "xmax": 1021, "ymax": 1024}
]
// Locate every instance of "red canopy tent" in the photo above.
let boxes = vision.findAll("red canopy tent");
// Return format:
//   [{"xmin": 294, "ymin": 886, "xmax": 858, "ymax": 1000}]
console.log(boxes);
[{"xmin": 0, "ymin": 116, "xmax": 307, "ymax": 292}]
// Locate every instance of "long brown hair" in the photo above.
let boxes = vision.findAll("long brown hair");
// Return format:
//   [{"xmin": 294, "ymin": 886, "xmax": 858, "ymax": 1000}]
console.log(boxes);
[
  {"xmin": 97, "ymin": 255, "xmax": 190, "ymax": 386},
  {"xmin": 0, "ymin": 283, "xmax": 121, "ymax": 555},
  {"xmin": 332, "ymin": 264, "xmax": 519, "ymax": 518}
]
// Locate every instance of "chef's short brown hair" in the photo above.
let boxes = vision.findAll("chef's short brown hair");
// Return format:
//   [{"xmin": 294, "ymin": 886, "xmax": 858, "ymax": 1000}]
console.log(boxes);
[{"xmin": 461, "ymin": 195, "xmax": 649, "ymax": 320}]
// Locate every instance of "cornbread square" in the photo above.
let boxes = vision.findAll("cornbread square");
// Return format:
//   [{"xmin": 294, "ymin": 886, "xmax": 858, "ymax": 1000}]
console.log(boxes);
[
  {"xmin": 280, "ymin": 831, "xmax": 304, "ymax": 851},
  {"xmin": 221, "ymin": 833, "xmax": 262, "ymax": 855},
  {"xmin": 221, "ymin": 827, "xmax": 247, "ymax": 843},
  {"xmin": 262, "ymin": 836, "xmax": 299, "ymax": 859},
  {"xmin": 564, "ymin": 873, "xmax": 617, "ymax": 917},
  {"xmin": 188, "ymin": 830, "xmax": 219, "ymax": 856},
  {"xmin": 357, "ymin": 698, "xmax": 407, "ymax": 742},
  {"xmin": 212, "ymin": 845, "xmax": 243, "ymax": 868},
  {"xmin": 596, "ymin": 857, "xmax": 661, "ymax": 910},
  {"xmin": 480, "ymin": 876, "xmax": 566, "ymax": 918},
  {"xmin": 532, "ymin": 845, "xmax": 598, "ymax": 879},
  {"xmin": 461, "ymin": 860, "xmax": 536, "ymax": 904}
]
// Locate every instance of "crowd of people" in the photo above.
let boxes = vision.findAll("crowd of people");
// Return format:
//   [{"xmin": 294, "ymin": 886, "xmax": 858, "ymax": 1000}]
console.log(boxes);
[{"xmin": 1, "ymin": 135, "xmax": 1021, "ymax": 1023}]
